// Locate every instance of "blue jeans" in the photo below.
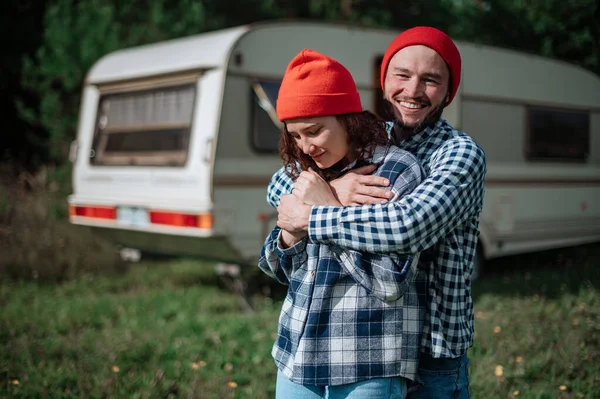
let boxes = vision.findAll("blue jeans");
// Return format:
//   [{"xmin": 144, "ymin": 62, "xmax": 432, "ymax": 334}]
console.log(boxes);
[
  {"xmin": 407, "ymin": 353, "xmax": 470, "ymax": 399},
  {"xmin": 276, "ymin": 370, "xmax": 408, "ymax": 399}
]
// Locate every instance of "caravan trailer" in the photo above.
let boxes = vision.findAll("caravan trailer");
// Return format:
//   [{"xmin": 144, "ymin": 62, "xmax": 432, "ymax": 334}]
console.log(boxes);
[{"xmin": 68, "ymin": 21, "xmax": 600, "ymax": 272}]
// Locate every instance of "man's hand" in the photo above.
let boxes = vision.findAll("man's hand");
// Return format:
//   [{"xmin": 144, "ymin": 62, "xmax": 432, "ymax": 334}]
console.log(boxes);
[
  {"xmin": 330, "ymin": 164, "xmax": 392, "ymax": 206},
  {"xmin": 277, "ymin": 194, "xmax": 311, "ymax": 233},
  {"xmin": 293, "ymin": 169, "xmax": 342, "ymax": 206}
]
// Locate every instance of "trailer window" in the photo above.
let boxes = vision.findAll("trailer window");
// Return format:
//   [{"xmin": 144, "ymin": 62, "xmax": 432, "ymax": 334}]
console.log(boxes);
[
  {"xmin": 373, "ymin": 55, "xmax": 391, "ymax": 119},
  {"xmin": 251, "ymin": 80, "xmax": 283, "ymax": 153},
  {"xmin": 527, "ymin": 107, "xmax": 590, "ymax": 162},
  {"xmin": 91, "ymin": 83, "xmax": 196, "ymax": 166}
]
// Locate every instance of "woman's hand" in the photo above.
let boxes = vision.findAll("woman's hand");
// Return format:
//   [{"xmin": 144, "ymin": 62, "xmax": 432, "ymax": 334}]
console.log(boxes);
[
  {"xmin": 292, "ymin": 169, "xmax": 342, "ymax": 206},
  {"xmin": 279, "ymin": 229, "xmax": 307, "ymax": 249}
]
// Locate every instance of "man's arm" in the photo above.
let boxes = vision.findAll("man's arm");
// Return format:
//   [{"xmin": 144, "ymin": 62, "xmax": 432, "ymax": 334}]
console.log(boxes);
[
  {"xmin": 329, "ymin": 164, "xmax": 392, "ymax": 205},
  {"xmin": 309, "ymin": 138, "xmax": 486, "ymax": 253}
]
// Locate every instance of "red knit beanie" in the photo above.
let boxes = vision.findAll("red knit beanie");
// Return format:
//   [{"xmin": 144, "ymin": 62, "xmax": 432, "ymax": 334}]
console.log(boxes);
[
  {"xmin": 380, "ymin": 26, "xmax": 462, "ymax": 105},
  {"xmin": 276, "ymin": 49, "xmax": 363, "ymax": 121}
]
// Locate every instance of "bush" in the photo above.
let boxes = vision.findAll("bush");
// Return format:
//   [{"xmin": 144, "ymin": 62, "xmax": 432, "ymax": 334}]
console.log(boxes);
[{"xmin": 0, "ymin": 167, "xmax": 127, "ymax": 282}]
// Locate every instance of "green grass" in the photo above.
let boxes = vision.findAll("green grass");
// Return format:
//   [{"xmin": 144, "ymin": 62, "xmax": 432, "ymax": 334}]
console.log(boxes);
[
  {"xmin": 467, "ymin": 245, "xmax": 600, "ymax": 399},
  {"xmin": 0, "ymin": 262, "xmax": 281, "ymax": 398},
  {"xmin": 1, "ymin": 247, "xmax": 599, "ymax": 398}
]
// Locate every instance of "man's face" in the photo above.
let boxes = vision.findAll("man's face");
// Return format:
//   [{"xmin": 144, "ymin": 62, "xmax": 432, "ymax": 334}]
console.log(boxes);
[{"xmin": 383, "ymin": 45, "xmax": 450, "ymax": 133}]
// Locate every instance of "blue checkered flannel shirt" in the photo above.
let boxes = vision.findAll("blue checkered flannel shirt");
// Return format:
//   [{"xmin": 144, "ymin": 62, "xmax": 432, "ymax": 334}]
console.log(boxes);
[
  {"xmin": 267, "ymin": 118, "xmax": 487, "ymax": 358},
  {"xmin": 259, "ymin": 144, "xmax": 427, "ymax": 386}
]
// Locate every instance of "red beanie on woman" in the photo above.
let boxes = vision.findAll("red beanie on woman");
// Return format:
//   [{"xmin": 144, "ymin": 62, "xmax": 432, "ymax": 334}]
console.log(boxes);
[
  {"xmin": 276, "ymin": 49, "xmax": 363, "ymax": 121},
  {"xmin": 380, "ymin": 27, "xmax": 462, "ymax": 105}
]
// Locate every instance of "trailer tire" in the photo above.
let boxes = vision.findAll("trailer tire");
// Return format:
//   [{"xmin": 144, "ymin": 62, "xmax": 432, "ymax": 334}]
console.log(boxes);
[
  {"xmin": 119, "ymin": 247, "xmax": 142, "ymax": 263},
  {"xmin": 472, "ymin": 244, "xmax": 484, "ymax": 281}
]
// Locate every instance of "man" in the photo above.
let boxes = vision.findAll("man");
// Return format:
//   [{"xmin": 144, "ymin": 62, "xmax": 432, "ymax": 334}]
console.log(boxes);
[{"xmin": 269, "ymin": 27, "xmax": 486, "ymax": 398}]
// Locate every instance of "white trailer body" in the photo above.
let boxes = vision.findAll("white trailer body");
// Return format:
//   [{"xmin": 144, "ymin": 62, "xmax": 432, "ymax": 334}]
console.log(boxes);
[{"xmin": 68, "ymin": 21, "xmax": 600, "ymax": 265}]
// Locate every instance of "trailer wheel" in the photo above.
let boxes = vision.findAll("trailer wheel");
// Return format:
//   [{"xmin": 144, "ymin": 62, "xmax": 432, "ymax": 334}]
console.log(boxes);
[
  {"xmin": 472, "ymin": 244, "xmax": 484, "ymax": 281},
  {"xmin": 215, "ymin": 263, "xmax": 254, "ymax": 314},
  {"xmin": 119, "ymin": 247, "xmax": 141, "ymax": 263}
]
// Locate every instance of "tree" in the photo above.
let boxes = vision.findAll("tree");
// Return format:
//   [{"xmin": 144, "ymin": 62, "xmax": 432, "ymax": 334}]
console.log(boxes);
[
  {"xmin": 448, "ymin": 0, "xmax": 600, "ymax": 76},
  {"xmin": 0, "ymin": 0, "xmax": 47, "ymax": 170}
]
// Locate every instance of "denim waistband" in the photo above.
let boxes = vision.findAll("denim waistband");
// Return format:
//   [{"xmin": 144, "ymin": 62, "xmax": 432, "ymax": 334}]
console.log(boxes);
[{"xmin": 418, "ymin": 352, "xmax": 468, "ymax": 371}]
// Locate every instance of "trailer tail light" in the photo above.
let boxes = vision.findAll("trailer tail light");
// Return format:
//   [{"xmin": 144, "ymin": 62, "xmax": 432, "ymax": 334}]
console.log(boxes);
[
  {"xmin": 149, "ymin": 211, "xmax": 213, "ymax": 229},
  {"xmin": 197, "ymin": 213, "xmax": 213, "ymax": 229},
  {"xmin": 69, "ymin": 205, "xmax": 117, "ymax": 220}
]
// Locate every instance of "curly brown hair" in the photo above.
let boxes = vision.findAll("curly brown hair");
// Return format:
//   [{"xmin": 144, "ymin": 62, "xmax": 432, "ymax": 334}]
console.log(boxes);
[{"xmin": 279, "ymin": 111, "xmax": 390, "ymax": 182}]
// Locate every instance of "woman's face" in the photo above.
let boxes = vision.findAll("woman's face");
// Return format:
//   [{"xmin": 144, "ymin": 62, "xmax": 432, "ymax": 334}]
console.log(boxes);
[{"xmin": 285, "ymin": 116, "xmax": 351, "ymax": 169}]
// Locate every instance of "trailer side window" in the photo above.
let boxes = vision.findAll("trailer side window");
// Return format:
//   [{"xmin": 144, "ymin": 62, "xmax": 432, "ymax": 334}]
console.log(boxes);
[
  {"xmin": 91, "ymin": 83, "xmax": 196, "ymax": 166},
  {"xmin": 372, "ymin": 55, "xmax": 394, "ymax": 120},
  {"xmin": 251, "ymin": 80, "xmax": 283, "ymax": 153},
  {"xmin": 527, "ymin": 107, "xmax": 590, "ymax": 162}
]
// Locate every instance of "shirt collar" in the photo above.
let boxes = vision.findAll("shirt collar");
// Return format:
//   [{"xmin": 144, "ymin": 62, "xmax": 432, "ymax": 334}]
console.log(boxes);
[
  {"xmin": 393, "ymin": 118, "xmax": 446, "ymax": 150},
  {"xmin": 338, "ymin": 144, "xmax": 390, "ymax": 174}
]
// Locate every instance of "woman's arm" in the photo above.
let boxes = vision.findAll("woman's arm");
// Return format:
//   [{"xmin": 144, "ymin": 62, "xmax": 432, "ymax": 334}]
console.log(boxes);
[
  {"xmin": 332, "ymin": 246, "xmax": 420, "ymax": 302},
  {"xmin": 258, "ymin": 226, "xmax": 308, "ymax": 285},
  {"xmin": 260, "ymin": 169, "xmax": 308, "ymax": 285}
]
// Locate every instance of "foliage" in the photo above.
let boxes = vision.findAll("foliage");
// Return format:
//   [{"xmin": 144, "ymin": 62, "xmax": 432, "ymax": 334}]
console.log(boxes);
[
  {"xmin": 1, "ymin": 249, "xmax": 599, "ymax": 398},
  {"xmin": 0, "ymin": 167, "xmax": 127, "ymax": 282},
  {"xmin": 449, "ymin": 0, "xmax": 600, "ymax": 76},
  {"xmin": 0, "ymin": 0, "xmax": 47, "ymax": 170}
]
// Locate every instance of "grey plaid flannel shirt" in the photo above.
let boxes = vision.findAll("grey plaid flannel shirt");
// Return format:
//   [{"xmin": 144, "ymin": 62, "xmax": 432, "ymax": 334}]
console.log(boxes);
[
  {"xmin": 259, "ymin": 144, "xmax": 426, "ymax": 386},
  {"xmin": 267, "ymin": 118, "xmax": 487, "ymax": 358}
]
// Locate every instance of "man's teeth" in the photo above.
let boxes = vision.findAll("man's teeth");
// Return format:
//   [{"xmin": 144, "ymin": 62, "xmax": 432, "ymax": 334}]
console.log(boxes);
[{"xmin": 400, "ymin": 101, "xmax": 425, "ymax": 109}]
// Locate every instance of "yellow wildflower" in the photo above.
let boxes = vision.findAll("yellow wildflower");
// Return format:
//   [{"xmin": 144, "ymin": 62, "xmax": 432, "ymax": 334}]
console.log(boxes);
[{"xmin": 494, "ymin": 365, "xmax": 503, "ymax": 377}]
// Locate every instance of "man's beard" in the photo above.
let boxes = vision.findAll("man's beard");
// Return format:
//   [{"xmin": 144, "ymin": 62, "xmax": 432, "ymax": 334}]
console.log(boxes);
[{"xmin": 382, "ymin": 99, "xmax": 444, "ymax": 142}]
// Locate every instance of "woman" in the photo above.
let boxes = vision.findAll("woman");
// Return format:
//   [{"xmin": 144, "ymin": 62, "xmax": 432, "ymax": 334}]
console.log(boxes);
[{"xmin": 258, "ymin": 49, "xmax": 425, "ymax": 399}]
